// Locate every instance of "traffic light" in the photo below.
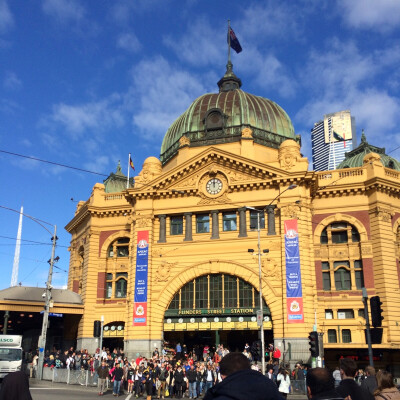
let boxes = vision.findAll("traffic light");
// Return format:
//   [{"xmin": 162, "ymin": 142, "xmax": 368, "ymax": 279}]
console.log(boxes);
[
  {"xmin": 93, "ymin": 320, "xmax": 101, "ymax": 337},
  {"xmin": 251, "ymin": 340, "xmax": 261, "ymax": 361},
  {"xmin": 370, "ymin": 296, "xmax": 384, "ymax": 327},
  {"xmin": 308, "ymin": 331, "xmax": 319, "ymax": 357}
]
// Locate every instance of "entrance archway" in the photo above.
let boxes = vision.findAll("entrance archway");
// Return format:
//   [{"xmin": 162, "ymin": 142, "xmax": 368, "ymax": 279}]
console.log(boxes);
[
  {"xmin": 103, "ymin": 321, "xmax": 124, "ymax": 351},
  {"xmin": 163, "ymin": 273, "xmax": 273, "ymax": 355}
]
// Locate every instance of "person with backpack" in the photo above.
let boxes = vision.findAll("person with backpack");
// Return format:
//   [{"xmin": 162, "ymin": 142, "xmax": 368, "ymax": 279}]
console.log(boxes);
[{"xmin": 157, "ymin": 362, "xmax": 167, "ymax": 399}]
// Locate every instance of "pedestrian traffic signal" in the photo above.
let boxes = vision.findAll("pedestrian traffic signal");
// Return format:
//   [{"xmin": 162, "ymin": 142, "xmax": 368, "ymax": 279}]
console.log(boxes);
[
  {"xmin": 93, "ymin": 320, "xmax": 101, "ymax": 337},
  {"xmin": 251, "ymin": 340, "xmax": 261, "ymax": 361},
  {"xmin": 308, "ymin": 331, "xmax": 319, "ymax": 357},
  {"xmin": 370, "ymin": 296, "xmax": 384, "ymax": 327}
]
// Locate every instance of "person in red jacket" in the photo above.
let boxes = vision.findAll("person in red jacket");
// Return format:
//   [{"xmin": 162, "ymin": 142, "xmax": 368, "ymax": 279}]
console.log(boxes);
[{"xmin": 272, "ymin": 348, "xmax": 281, "ymax": 362}]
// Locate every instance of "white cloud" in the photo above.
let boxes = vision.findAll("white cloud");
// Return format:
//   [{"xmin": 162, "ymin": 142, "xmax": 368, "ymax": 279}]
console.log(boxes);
[
  {"xmin": 163, "ymin": 17, "xmax": 224, "ymax": 67},
  {"xmin": 42, "ymin": 0, "xmax": 85, "ymax": 24},
  {"xmin": 43, "ymin": 94, "xmax": 125, "ymax": 139},
  {"xmin": 117, "ymin": 32, "xmax": 141, "ymax": 53},
  {"xmin": 338, "ymin": 0, "xmax": 400, "ymax": 32},
  {"xmin": 3, "ymin": 71, "xmax": 22, "ymax": 90},
  {"xmin": 236, "ymin": 46, "xmax": 296, "ymax": 98},
  {"xmin": 0, "ymin": 0, "xmax": 14, "ymax": 33},
  {"xmin": 128, "ymin": 56, "xmax": 210, "ymax": 138}
]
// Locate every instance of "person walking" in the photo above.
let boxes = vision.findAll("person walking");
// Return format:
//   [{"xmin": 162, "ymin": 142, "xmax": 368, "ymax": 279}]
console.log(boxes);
[
  {"xmin": 276, "ymin": 368, "xmax": 291, "ymax": 399},
  {"xmin": 111, "ymin": 363, "xmax": 124, "ymax": 397},
  {"xmin": 186, "ymin": 364, "xmax": 197, "ymax": 399},
  {"xmin": 97, "ymin": 360, "xmax": 110, "ymax": 396},
  {"xmin": 374, "ymin": 370, "xmax": 400, "ymax": 400},
  {"xmin": 361, "ymin": 366, "xmax": 378, "ymax": 397}
]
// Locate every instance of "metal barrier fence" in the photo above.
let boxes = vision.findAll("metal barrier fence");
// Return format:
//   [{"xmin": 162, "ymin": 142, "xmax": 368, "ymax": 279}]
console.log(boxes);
[
  {"xmin": 290, "ymin": 379, "xmax": 307, "ymax": 395},
  {"xmin": 40, "ymin": 367, "xmax": 108, "ymax": 388}
]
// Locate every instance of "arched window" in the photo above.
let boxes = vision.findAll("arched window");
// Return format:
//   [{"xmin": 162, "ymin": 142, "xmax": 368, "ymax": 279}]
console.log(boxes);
[
  {"xmin": 319, "ymin": 222, "xmax": 363, "ymax": 292},
  {"xmin": 167, "ymin": 274, "xmax": 268, "ymax": 312},
  {"xmin": 107, "ymin": 237, "xmax": 130, "ymax": 258},
  {"xmin": 105, "ymin": 272, "xmax": 128, "ymax": 299}
]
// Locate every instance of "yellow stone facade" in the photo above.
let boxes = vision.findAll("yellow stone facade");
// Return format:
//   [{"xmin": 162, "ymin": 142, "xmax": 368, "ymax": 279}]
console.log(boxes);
[{"xmin": 66, "ymin": 130, "xmax": 400, "ymax": 370}]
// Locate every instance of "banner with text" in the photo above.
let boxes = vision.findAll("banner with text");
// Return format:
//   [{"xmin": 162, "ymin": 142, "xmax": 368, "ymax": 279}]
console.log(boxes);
[
  {"xmin": 133, "ymin": 230, "xmax": 149, "ymax": 326},
  {"xmin": 284, "ymin": 219, "xmax": 304, "ymax": 323}
]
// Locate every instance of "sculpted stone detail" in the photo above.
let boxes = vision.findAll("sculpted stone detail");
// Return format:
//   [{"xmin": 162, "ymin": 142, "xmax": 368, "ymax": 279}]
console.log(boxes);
[
  {"xmin": 136, "ymin": 157, "xmax": 162, "ymax": 185},
  {"xmin": 374, "ymin": 207, "xmax": 392, "ymax": 222},
  {"xmin": 179, "ymin": 173, "xmax": 200, "ymax": 188},
  {"xmin": 198, "ymin": 192, "xmax": 231, "ymax": 205},
  {"xmin": 278, "ymin": 140, "xmax": 301, "ymax": 170},
  {"xmin": 332, "ymin": 248, "xmax": 348, "ymax": 259},
  {"xmin": 241, "ymin": 127, "xmax": 253, "ymax": 138},
  {"xmin": 135, "ymin": 216, "xmax": 153, "ymax": 228},
  {"xmin": 179, "ymin": 135, "xmax": 190, "ymax": 147},
  {"xmin": 262, "ymin": 258, "xmax": 281, "ymax": 280},
  {"xmin": 314, "ymin": 249, "xmax": 321, "ymax": 258},
  {"xmin": 361, "ymin": 244, "xmax": 373, "ymax": 257},
  {"xmin": 156, "ymin": 262, "xmax": 174, "ymax": 282},
  {"xmin": 280, "ymin": 205, "xmax": 300, "ymax": 219},
  {"xmin": 227, "ymin": 170, "xmax": 250, "ymax": 182}
]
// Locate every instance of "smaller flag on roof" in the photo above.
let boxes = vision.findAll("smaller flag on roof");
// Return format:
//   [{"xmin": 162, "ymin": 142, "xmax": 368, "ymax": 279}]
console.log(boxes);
[
  {"xmin": 129, "ymin": 156, "xmax": 135, "ymax": 170},
  {"xmin": 228, "ymin": 27, "xmax": 242, "ymax": 54}
]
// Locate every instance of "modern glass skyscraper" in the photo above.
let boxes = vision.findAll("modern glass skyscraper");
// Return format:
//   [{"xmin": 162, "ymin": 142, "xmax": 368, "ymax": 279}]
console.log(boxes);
[{"xmin": 311, "ymin": 110, "xmax": 356, "ymax": 171}]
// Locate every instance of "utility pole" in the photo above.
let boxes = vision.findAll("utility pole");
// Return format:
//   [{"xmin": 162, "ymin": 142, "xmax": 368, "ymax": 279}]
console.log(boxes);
[{"xmin": 37, "ymin": 225, "xmax": 57, "ymax": 380}]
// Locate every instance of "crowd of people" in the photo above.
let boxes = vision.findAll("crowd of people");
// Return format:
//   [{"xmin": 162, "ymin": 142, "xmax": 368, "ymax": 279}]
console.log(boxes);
[{"xmin": 23, "ymin": 343, "xmax": 400, "ymax": 400}]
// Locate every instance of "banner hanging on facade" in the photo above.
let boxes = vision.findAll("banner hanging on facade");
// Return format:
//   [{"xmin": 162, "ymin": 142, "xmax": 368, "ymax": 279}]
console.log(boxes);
[
  {"xmin": 284, "ymin": 219, "xmax": 304, "ymax": 323},
  {"xmin": 133, "ymin": 230, "xmax": 149, "ymax": 326}
]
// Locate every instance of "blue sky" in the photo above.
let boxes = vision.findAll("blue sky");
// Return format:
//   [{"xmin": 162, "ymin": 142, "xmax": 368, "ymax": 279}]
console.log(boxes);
[{"xmin": 1, "ymin": 0, "xmax": 400, "ymax": 290}]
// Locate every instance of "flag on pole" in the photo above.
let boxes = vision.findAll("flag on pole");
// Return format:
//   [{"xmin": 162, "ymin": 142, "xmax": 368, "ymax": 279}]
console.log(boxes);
[
  {"xmin": 333, "ymin": 130, "xmax": 345, "ymax": 143},
  {"xmin": 228, "ymin": 27, "xmax": 242, "ymax": 53},
  {"xmin": 129, "ymin": 156, "xmax": 135, "ymax": 170}
]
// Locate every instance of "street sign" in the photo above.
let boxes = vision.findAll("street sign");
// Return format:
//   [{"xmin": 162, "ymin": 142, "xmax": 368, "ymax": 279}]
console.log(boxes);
[
  {"xmin": 256, "ymin": 310, "xmax": 262, "ymax": 326},
  {"xmin": 40, "ymin": 311, "xmax": 63, "ymax": 317}
]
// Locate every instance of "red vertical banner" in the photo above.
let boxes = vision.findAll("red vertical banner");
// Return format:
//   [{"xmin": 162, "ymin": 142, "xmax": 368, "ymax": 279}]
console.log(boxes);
[{"xmin": 133, "ymin": 231, "xmax": 149, "ymax": 326}]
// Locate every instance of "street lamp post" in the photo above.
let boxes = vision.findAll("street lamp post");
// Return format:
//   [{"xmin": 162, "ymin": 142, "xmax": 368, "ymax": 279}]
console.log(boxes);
[
  {"xmin": 37, "ymin": 225, "xmax": 58, "ymax": 380},
  {"xmin": 247, "ymin": 183, "xmax": 297, "ymax": 374}
]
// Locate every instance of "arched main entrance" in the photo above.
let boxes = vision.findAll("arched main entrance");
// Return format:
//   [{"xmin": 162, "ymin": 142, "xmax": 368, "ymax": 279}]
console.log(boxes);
[{"xmin": 163, "ymin": 274, "xmax": 273, "ymax": 354}]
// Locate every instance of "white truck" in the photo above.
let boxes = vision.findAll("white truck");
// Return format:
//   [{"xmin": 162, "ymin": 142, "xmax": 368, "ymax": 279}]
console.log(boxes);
[{"xmin": 0, "ymin": 335, "xmax": 23, "ymax": 379}]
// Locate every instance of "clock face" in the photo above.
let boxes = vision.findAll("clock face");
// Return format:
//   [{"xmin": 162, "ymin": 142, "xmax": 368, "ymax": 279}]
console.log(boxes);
[{"xmin": 206, "ymin": 178, "xmax": 223, "ymax": 195}]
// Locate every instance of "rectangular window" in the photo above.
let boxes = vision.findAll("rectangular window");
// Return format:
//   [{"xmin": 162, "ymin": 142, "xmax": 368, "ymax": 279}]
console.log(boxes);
[
  {"xmin": 224, "ymin": 276, "xmax": 237, "ymax": 308},
  {"xmin": 195, "ymin": 276, "xmax": 208, "ymax": 309},
  {"xmin": 115, "ymin": 272, "xmax": 128, "ymax": 298},
  {"xmin": 249, "ymin": 211, "xmax": 265, "ymax": 230},
  {"xmin": 209, "ymin": 275, "xmax": 222, "ymax": 308},
  {"xmin": 223, "ymin": 212, "xmax": 237, "ymax": 231},
  {"xmin": 354, "ymin": 260, "xmax": 364, "ymax": 289},
  {"xmin": 328, "ymin": 329, "xmax": 337, "ymax": 343},
  {"xmin": 332, "ymin": 230, "xmax": 348, "ymax": 244},
  {"xmin": 170, "ymin": 216, "xmax": 183, "ymax": 235},
  {"xmin": 196, "ymin": 214, "xmax": 210, "ymax": 233},
  {"xmin": 358, "ymin": 308, "xmax": 365, "ymax": 318},
  {"xmin": 325, "ymin": 309, "xmax": 333, "ymax": 319},
  {"xmin": 181, "ymin": 281, "xmax": 194, "ymax": 309},
  {"xmin": 334, "ymin": 269, "xmax": 351, "ymax": 290},
  {"xmin": 169, "ymin": 293, "xmax": 179, "ymax": 310},
  {"xmin": 321, "ymin": 262, "xmax": 330, "ymax": 270},
  {"xmin": 106, "ymin": 273, "xmax": 113, "ymax": 299},
  {"xmin": 337, "ymin": 309, "xmax": 354, "ymax": 319},
  {"xmin": 239, "ymin": 280, "xmax": 252, "ymax": 307},
  {"xmin": 342, "ymin": 329, "xmax": 352, "ymax": 343},
  {"xmin": 323, "ymin": 272, "xmax": 331, "ymax": 291}
]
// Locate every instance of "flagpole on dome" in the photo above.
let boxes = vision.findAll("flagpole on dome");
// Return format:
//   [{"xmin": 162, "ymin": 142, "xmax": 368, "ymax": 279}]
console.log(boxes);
[
  {"xmin": 227, "ymin": 19, "xmax": 231, "ymax": 66},
  {"xmin": 127, "ymin": 153, "xmax": 131, "ymax": 189}
]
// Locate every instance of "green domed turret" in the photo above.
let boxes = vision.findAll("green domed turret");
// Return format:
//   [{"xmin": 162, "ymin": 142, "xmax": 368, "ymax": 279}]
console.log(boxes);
[
  {"xmin": 338, "ymin": 130, "xmax": 400, "ymax": 170},
  {"xmin": 160, "ymin": 64, "xmax": 297, "ymax": 164}
]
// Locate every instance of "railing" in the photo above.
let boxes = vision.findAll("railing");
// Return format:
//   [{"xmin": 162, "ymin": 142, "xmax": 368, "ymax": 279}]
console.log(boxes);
[
  {"xmin": 385, "ymin": 169, "xmax": 399, "ymax": 179},
  {"xmin": 104, "ymin": 194, "xmax": 123, "ymax": 201},
  {"xmin": 289, "ymin": 379, "xmax": 307, "ymax": 395},
  {"xmin": 41, "ymin": 367, "xmax": 108, "ymax": 387}
]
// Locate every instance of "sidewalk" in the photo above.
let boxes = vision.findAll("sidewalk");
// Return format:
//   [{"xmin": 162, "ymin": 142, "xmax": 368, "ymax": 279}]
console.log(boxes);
[{"xmin": 30, "ymin": 378, "xmax": 99, "ymax": 392}]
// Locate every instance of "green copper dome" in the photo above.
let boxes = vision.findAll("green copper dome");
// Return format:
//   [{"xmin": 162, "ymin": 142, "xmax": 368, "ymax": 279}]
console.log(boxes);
[
  {"xmin": 160, "ymin": 64, "xmax": 296, "ymax": 164},
  {"xmin": 337, "ymin": 131, "xmax": 400, "ymax": 171}
]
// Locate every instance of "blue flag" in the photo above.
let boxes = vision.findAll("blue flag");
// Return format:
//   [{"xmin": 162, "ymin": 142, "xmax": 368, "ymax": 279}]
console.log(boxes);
[{"xmin": 228, "ymin": 27, "xmax": 242, "ymax": 53}]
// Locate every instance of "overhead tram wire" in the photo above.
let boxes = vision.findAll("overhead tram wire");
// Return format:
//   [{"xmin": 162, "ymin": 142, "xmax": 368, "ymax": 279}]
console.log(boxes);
[
  {"xmin": 0, "ymin": 234, "xmax": 69, "ymax": 248},
  {"xmin": 0, "ymin": 149, "xmax": 108, "ymax": 177}
]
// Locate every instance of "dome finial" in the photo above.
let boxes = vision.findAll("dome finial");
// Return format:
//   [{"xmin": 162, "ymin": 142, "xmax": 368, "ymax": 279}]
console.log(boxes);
[
  {"xmin": 361, "ymin": 129, "xmax": 367, "ymax": 143},
  {"xmin": 217, "ymin": 60, "xmax": 242, "ymax": 92}
]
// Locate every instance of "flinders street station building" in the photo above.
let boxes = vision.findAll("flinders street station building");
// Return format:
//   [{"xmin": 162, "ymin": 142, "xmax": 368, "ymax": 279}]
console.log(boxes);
[{"xmin": 61, "ymin": 63, "xmax": 400, "ymax": 372}]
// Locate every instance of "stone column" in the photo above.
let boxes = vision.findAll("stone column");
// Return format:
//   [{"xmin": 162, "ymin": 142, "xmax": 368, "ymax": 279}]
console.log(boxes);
[
  {"xmin": 266, "ymin": 205, "xmax": 277, "ymax": 235},
  {"xmin": 184, "ymin": 212, "xmax": 192, "ymax": 241},
  {"xmin": 211, "ymin": 210, "xmax": 219, "ymax": 239},
  {"xmin": 238, "ymin": 207, "xmax": 247, "ymax": 237},
  {"xmin": 157, "ymin": 215, "xmax": 166, "ymax": 243}
]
